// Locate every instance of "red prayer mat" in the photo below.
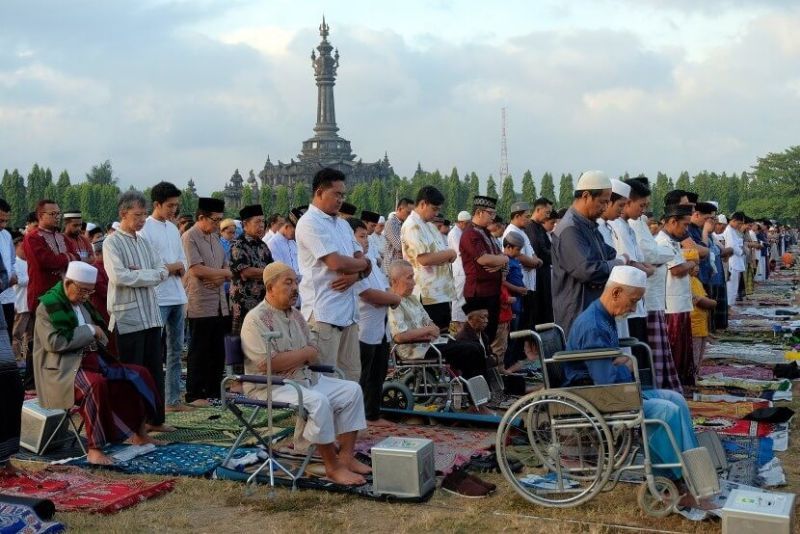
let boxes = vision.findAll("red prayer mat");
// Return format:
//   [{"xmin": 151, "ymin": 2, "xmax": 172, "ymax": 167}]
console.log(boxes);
[
  {"xmin": 692, "ymin": 417, "xmax": 774, "ymax": 437},
  {"xmin": 0, "ymin": 465, "xmax": 174, "ymax": 514}
]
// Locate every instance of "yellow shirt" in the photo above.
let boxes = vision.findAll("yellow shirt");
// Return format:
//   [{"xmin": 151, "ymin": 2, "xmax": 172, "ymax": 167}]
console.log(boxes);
[{"xmin": 689, "ymin": 276, "xmax": 709, "ymax": 337}]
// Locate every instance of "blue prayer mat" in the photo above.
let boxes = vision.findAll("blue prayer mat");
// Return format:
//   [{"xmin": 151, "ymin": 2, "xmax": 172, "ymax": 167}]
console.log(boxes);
[
  {"xmin": 0, "ymin": 502, "xmax": 64, "ymax": 534},
  {"xmin": 720, "ymin": 435, "xmax": 774, "ymax": 467}
]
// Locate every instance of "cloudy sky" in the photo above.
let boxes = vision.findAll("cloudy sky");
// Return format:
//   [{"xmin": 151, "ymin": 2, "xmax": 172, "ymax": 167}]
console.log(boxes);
[{"xmin": 1, "ymin": 0, "xmax": 798, "ymax": 194}]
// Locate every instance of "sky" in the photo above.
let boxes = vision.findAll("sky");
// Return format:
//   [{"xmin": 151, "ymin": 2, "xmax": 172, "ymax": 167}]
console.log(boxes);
[{"xmin": 1, "ymin": 0, "xmax": 799, "ymax": 195}]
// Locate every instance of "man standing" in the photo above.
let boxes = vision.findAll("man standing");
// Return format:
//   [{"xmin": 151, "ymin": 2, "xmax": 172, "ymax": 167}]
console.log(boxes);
[
  {"xmin": 230, "ymin": 204, "xmax": 272, "ymax": 334},
  {"xmin": 0, "ymin": 200, "xmax": 16, "ymax": 339},
  {"xmin": 503, "ymin": 201, "xmax": 542, "ymax": 330},
  {"xmin": 140, "ymin": 181, "xmax": 190, "ymax": 412},
  {"xmin": 104, "ymin": 191, "xmax": 170, "ymax": 429},
  {"xmin": 368, "ymin": 215, "xmax": 386, "ymax": 269},
  {"xmin": 262, "ymin": 214, "xmax": 285, "ymax": 244},
  {"xmin": 382, "ymin": 198, "xmax": 414, "ymax": 275},
  {"xmin": 182, "ymin": 197, "xmax": 232, "ymax": 405},
  {"xmin": 360, "ymin": 210, "xmax": 381, "ymax": 264},
  {"xmin": 448, "ymin": 211, "xmax": 471, "ymax": 327},
  {"xmin": 722, "ymin": 212, "xmax": 747, "ymax": 308},
  {"xmin": 551, "ymin": 171, "xmax": 626, "ymax": 337},
  {"xmin": 296, "ymin": 168, "xmax": 372, "ymax": 381},
  {"xmin": 62, "ymin": 210, "xmax": 94, "ymax": 263},
  {"xmin": 401, "ymin": 186, "xmax": 456, "ymax": 330},
  {"xmin": 267, "ymin": 207, "xmax": 303, "ymax": 281},
  {"xmin": 524, "ymin": 197, "xmax": 554, "ymax": 326},
  {"xmin": 460, "ymin": 196, "xmax": 508, "ymax": 342},
  {"xmin": 22, "ymin": 199, "xmax": 79, "ymax": 388}
]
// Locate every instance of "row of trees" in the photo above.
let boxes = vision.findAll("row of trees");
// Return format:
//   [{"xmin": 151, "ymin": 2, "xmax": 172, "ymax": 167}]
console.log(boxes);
[{"xmin": 3, "ymin": 146, "xmax": 799, "ymax": 228}]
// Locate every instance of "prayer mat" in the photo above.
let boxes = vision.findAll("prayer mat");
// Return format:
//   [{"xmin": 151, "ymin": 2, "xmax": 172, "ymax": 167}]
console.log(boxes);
[
  {"xmin": 692, "ymin": 417, "xmax": 774, "ymax": 437},
  {"xmin": 704, "ymin": 342, "xmax": 785, "ymax": 364},
  {"xmin": 696, "ymin": 376, "xmax": 791, "ymax": 392},
  {"xmin": 698, "ymin": 364, "xmax": 774, "ymax": 381},
  {"xmin": 719, "ymin": 435, "xmax": 774, "ymax": 467},
  {"xmin": 0, "ymin": 502, "xmax": 64, "ymax": 534},
  {"xmin": 688, "ymin": 400, "xmax": 770, "ymax": 419},
  {"xmin": 353, "ymin": 422, "xmax": 495, "ymax": 474},
  {"xmin": 164, "ymin": 405, "xmax": 293, "ymax": 431},
  {"xmin": 0, "ymin": 466, "xmax": 174, "ymax": 514},
  {"xmin": 150, "ymin": 426, "xmax": 293, "ymax": 446},
  {"xmin": 68, "ymin": 443, "xmax": 256, "ymax": 477}
]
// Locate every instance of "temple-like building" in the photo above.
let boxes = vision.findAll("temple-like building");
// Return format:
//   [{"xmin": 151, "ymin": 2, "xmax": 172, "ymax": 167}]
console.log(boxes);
[{"xmin": 256, "ymin": 18, "xmax": 394, "ymax": 189}]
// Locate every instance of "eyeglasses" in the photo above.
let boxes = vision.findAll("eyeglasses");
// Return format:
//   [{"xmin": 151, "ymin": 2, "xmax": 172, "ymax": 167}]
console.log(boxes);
[
  {"xmin": 205, "ymin": 216, "xmax": 223, "ymax": 223},
  {"xmin": 74, "ymin": 286, "xmax": 95, "ymax": 295},
  {"xmin": 43, "ymin": 211, "xmax": 62, "ymax": 218}
]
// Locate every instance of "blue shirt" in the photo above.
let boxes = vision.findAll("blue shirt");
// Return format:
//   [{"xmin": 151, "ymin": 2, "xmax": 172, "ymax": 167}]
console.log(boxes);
[
  {"xmin": 708, "ymin": 237, "xmax": 725, "ymax": 286},
  {"xmin": 687, "ymin": 224, "xmax": 711, "ymax": 284},
  {"xmin": 506, "ymin": 257, "xmax": 524, "ymax": 314},
  {"xmin": 563, "ymin": 299, "xmax": 632, "ymax": 385}
]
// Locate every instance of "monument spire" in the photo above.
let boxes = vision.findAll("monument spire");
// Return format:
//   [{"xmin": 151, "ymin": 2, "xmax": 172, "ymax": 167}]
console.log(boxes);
[{"xmin": 310, "ymin": 16, "xmax": 340, "ymax": 136}]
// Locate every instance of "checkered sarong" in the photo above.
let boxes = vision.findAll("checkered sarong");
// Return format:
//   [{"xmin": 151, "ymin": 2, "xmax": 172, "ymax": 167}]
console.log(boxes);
[
  {"xmin": 666, "ymin": 311, "xmax": 695, "ymax": 387},
  {"xmin": 646, "ymin": 310, "xmax": 682, "ymax": 393}
]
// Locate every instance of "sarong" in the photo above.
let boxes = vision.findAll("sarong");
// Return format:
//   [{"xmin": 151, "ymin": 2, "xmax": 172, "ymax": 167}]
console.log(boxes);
[
  {"xmin": 665, "ymin": 311, "xmax": 695, "ymax": 387},
  {"xmin": 646, "ymin": 310, "xmax": 682, "ymax": 393},
  {"xmin": 0, "ymin": 361, "xmax": 24, "ymax": 462},
  {"xmin": 710, "ymin": 284, "xmax": 728, "ymax": 331},
  {"xmin": 74, "ymin": 352, "xmax": 159, "ymax": 448}
]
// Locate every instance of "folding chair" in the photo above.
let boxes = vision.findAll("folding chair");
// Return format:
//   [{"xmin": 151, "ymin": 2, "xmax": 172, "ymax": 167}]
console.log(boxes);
[
  {"xmin": 39, "ymin": 403, "xmax": 87, "ymax": 457},
  {"xmin": 220, "ymin": 333, "xmax": 342, "ymax": 491}
]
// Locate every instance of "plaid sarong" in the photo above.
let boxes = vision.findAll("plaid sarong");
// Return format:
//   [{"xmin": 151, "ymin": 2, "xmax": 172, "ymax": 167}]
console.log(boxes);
[
  {"xmin": 666, "ymin": 311, "xmax": 695, "ymax": 387},
  {"xmin": 647, "ymin": 310, "xmax": 682, "ymax": 393}
]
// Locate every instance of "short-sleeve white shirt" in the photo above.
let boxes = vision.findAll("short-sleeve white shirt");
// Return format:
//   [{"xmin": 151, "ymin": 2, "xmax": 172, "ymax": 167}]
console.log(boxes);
[
  {"xmin": 655, "ymin": 230, "xmax": 692, "ymax": 314},
  {"xmin": 354, "ymin": 257, "xmax": 390, "ymax": 344},
  {"xmin": 502, "ymin": 224, "xmax": 537, "ymax": 291}
]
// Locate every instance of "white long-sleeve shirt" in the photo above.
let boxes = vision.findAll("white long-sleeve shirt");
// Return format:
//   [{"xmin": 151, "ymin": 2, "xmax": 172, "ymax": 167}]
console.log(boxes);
[
  {"xmin": 630, "ymin": 216, "xmax": 675, "ymax": 312},
  {"xmin": 722, "ymin": 225, "xmax": 745, "ymax": 272},
  {"xmin": 13, "ymin": 256, "xmax": 28, "ymax": 313},
  {"xmin": 139, "ymin": 216, "xmax": 188, "ymax": 306},
  {"xmin": 0, "ymin": 230, "xmax": 15, "ymax": 305}
]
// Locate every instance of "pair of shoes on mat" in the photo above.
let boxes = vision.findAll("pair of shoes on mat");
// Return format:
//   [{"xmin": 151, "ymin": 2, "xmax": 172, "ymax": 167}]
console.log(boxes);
[
  {"xmin": 441, "ymin": 469, "xmax": 495, "ymax": 498},
  {"xmin": 468, "ymin": 452, "xmax": 522, "ymax": 473}
]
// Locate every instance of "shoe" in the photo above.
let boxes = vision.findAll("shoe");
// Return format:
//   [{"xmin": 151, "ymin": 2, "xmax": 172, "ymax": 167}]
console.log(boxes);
[
  {"xmin": 440, "ymin": 469, "xmax": 490, "ymax": 498},
  {"xmin": 464, "ymin": 472, "xmax": 496, "ymax": 493}
]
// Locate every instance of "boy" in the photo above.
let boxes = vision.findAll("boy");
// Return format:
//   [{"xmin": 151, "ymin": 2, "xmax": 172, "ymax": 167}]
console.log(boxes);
[
  {"xmin": 689, "ymin": 263, "xmax": 716, "ymax": 373},
  {"xmin": 500, "ymin": 233, "xmax": 527, "ymax": 371}
]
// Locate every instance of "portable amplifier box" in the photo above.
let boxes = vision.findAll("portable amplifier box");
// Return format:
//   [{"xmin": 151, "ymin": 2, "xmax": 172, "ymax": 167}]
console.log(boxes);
[
  {"xmin": 19, "ymin": 399, "xmax": 68, "ymax": 454},
  {"xmin": 371, "ymin": 437, "xmax": 435, "ymax": 498},
  {"xmin": 721, "ymin": 489, "xmax": 795, "ymax": 534}
]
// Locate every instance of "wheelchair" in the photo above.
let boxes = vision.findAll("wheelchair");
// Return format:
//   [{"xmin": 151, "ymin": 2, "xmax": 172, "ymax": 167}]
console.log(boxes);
[
  {"xmin": 495, "ymin": 324, "xmax": 719, "ymax": 517},
  {"xmin": 381, "ymin": 337, "xmax": 491, "ymax": 413}
]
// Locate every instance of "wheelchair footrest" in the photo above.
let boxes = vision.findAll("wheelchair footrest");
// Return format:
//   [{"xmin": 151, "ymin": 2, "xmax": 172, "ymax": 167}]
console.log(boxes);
[{"xmin": 682, "ymin": 447, "xmax": 720, "ymax": 500}]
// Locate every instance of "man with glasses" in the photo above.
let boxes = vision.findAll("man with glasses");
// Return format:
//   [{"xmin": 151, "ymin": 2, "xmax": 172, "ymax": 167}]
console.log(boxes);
[
  {"xmin": 401, "ymin": 186, "xmax": 457, "ymax": 330},
  {"xmin": 22, "ymin": 199, "xmax": 79, "ymax": 389},
  {"xmin": 182, "ymin": 197, "xmax": 232, "ymax": 405},
  {"xmin": 104, "ymin": 191, "xmax": 171, "ymax": 431},
  {"xmin": 460, "ymin": 195, "xmax": 508, "ymax": 342}
]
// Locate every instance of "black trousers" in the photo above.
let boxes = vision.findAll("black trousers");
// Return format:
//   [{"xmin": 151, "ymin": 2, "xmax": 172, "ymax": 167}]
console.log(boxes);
[
  {"xmin": 0, "ymin": 361, "xmax": 23, "ymax": 462},
  {"xmin": 428, "ymin": 340, "xmax": 488, "ymax": 381},
  {"xmin": 423, "ymin": 302, "xmax": 451, "ymax": 331},
  {"xmin": 115, "ymin": 326, "xmax": 165, "ymax": 425},
  {"xmin": 359, "ymin": 339, "xmax": 389, "ymax": 421},
  {"xmin": 627, "ymin": 317, "xmax": 648, "ymax": 345},
  {"xmin": 23, "ymin": 304, "xmax": 39, "ymax": 390},
  {"xmin": 519, "ymin": 291, "xmax": 536, "ymax": 331},
  {"xmin": 532, "ymin": 267, "xmax": 554, "ymax": 326},
  {"xmin": 2, "ymin": 303, "xmax": 13, "ymax": 341},
  {"xmin": 186, "ymin": 315, "xmax": 229, "ymax": 403},
  {"xmin": 464, "ymin": 295, "xmax": 500, "ymax": 344}
]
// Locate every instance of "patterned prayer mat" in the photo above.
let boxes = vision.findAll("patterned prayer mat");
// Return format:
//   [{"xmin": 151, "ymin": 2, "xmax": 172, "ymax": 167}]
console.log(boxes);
[
  {"xmin": 696, "ymin": 376, "xmax": 791, "ymax": 392},
  {"xmin": 692, "ymin": 417, "xmax": 774, "ymax": 437},
  {"xmin": 720, "ymin": 435, "xmax": 774, "ymax": 467},
  {"xmin": 353, "ymin": 422, "xmax": 496, "ymax": 474},
  {"xmin": 0, "ymin": 466, "xmax": 174, "ymax": 514},
  {"xmin": 68, "ymin": 443, "xmax": 256, "ymax": 477},
  {"xmin": 0, "ymin": 502, "xmax": 64, "ymax": 534},
  {"xmin": 704, "ymin": 342, "xmax": 786, "ymax": 364},
  {"xmin": 151, "ymin": 425, "xmax": 293, "ymax": 446},
  {"xmin": 688, "ymin": 399, "xmax": 770, "ymax": 419},
  {"xmin": 164, "ymin": 405, "xmax": 293, "ymax": 431},
  {"xmin": 698, "ymin": 364, "xmax": 775, "ymax": 381}
]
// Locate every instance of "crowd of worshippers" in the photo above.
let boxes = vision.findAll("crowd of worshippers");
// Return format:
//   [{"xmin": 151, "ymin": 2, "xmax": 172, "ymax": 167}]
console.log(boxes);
[{"xmin": 0, "ymin": 167, "xmax": 797, "ymax": 485}]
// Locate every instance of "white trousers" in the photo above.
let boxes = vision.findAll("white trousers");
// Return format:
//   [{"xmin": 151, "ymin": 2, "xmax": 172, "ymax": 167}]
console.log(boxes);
[
  {"xmin": 726, "ymin": 270, "xmax": 742, "ymax": 305},
  {"xmin": 261, "ymin": 375, "xmax": 366, "ymax": 445},
  {"xmin": 451, "ymin": 274, "xmax": 467, "ymax": 323}
]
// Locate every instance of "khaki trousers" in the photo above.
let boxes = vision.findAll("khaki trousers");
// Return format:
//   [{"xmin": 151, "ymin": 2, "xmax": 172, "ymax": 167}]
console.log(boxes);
[{"xmin": 308, "ymin": 314, "xmax": 360, "ymax": 382}]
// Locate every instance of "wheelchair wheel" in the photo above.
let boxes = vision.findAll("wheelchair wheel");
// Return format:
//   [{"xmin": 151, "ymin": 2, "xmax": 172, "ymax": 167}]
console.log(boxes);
[
  {"xmin": 381, "ymin": 381, "xmax": 415, "ymax": 411},
  {"xmin": 403, "ymin": 368, "xmax": 440, "ymax": 405},
  {"xmin": 497, "ymin": 389, "xmax": 614, "ymax": 508},
  {"xmin": 637, "ymin": 476, "xmax": 679, "ymax": 518}
]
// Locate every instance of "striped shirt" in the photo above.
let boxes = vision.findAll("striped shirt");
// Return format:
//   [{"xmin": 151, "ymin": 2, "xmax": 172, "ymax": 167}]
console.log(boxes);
[{"xmin": 103, "ymin": 228, "xmax": 167, "ymax": 334}]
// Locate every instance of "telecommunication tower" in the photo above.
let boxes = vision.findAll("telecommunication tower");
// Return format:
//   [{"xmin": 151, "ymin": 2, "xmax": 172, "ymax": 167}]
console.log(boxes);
[{"xmin": 500, "ymin": 107, "xmax": 509, "ymax": 180}]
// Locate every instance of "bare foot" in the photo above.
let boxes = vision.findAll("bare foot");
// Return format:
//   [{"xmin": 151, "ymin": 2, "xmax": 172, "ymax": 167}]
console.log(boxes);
[
  {"xmin": 128, "ymin": 433, "xmax": 167, "ymax": 446},
  {"xmin": 188, "ymin": 399, "xmax": 210, "ymax": 407},
  {"xmin": 367, "ymin": 418, "xmax": 393, "ymax": 427},
  {"xmin": 87, "ymin": 448, "xmax": 114, "ymax": 465},
  {"xmin": 165, "ymin": 403, "xmax": 195, "ymax": 413},
  {"xmin": 326, "ymin": 467, "xmax": 365, "ymax": 486},
  {"xmin": 347, "ymin": 457, "xmax": 372, "ymax": 475},
  {"xmin": 146, "ymin": 423, "xmax": 177, "ymax": 433}
]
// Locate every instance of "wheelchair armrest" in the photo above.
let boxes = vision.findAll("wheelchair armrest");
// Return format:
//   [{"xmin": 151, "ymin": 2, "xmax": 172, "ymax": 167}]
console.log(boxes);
[
  {"xmin": 618, "ymin": 337, "xmax": 639, "ymax": 347},
  {"xmin": 550, "ymin": 349, "xmax": 626, "ymax": 362},
  {"xmin": 509, "ymin": 329, "xmax": 535, "ymax": 340},
  {"xmin": 307, "ymin": 365, "xmax": 346, "ymax": 379},
  {"xmin": 234, "ymin": 374, "xmax": 288, "ymax": 386},
  {"xmin": 534, "ymin": 322, "xmax": 558, "ymax": 332}
]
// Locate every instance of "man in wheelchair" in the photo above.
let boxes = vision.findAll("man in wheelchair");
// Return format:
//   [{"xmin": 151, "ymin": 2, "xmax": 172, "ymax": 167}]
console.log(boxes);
[
  {"xmin": 240, "ymin": 262, "xmax": 370, "ymax": 486},
  {"xmin": 562, "ymin": 265, "xmax": 698, "ymax": 478}
]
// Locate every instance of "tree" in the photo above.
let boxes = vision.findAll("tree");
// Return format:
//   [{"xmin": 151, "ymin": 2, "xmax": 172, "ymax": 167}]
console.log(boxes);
[
  {"xmin": 241, "ymin": 185, "xmax": 254, "ymax": 206},
  {"xmin": 652, "ymin": 172, "xmax": 671, "ymax": 218},
  {"xmin": 557, "ymin": 173, "xmax": 574, "ymax": 209},
  {"xmin": 86, "ymin": 159, "xmax": 116, "ymax": 185},
  {"xmin": 1, "ymin": 169, "xmax": 27, "ymax": 227},
  {"xmin": 274, "ymin": 186, "xmax": 289, "ymax": 216},
  {"xmin": 521, "ymin": 170, "xmax": 536, "ymax": 202},
  {"xmin": 540, "ymin": 172, "xmax": 556, "ymax": 204},
  {"xmin": 293, "ymin": 182, "xmax": 310, "ymax": 209},
  {"xmin": 726, "ymin": 173, "xmax": 740, "ymax": 213},
  {"xmin": 675, "ymin": 171, "xmax": 691, "ymax": 192},
  {"xmin": 497, "ymin": 175, "xmax": 516, "ymax": 220},
  {"xmin": 348, "ymin": 183, "xmax": 369, "ymax": 213},
  {"xmin": 443, "ymin": 167, "xmax": 460, "ymax": 220},
  {"xmin": 260, "ymin": 185, "xmax": 273, "ymax": 216},
  {"xmin": 180, "ymin": 187, "xmax": 198, "ymax": 219},
  {"xmin": 486, "ymin": 175, "xmax": 497, "ymax": 198},
  {"xmin": 466, "ymin": 172, "xmax": 480, "ymax": 208},
  {"xmin": 26, "ymin": 164, "xmax": 51, "ymax": 212}
]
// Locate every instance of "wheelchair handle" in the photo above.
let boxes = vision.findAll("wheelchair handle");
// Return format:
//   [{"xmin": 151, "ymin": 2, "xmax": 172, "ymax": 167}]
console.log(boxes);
[
  {"xmin": 509, "ymin": 329, "xmax": 535, "ymax": 340},
  {"xmin": 534, "ymin": 322, "xmax": 557, "ymax": 332}
]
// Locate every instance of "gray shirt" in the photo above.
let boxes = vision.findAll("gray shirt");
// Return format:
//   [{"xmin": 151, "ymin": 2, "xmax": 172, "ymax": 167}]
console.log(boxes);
[{"xmin": 551, "ymin": 207, "xmax": 622, "ymax": 337}]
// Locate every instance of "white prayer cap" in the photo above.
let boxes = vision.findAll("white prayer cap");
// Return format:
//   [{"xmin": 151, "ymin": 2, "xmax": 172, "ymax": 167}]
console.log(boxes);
[
  {"xmin": 608, "ymin": 265, "xmax": 647, "ymax": 289},
  {"xmin": 708, "ymin": 200, "xmax": 719, "ymax": 210},
  {"xmin": 66, "ymin": 261, "xmax": 98, "ymax": 284},
  {"xmin": 457, "ymin": 210, "xmax": 471, "ymax": 222},
  {"xmin": 717, "ymin": 214, "xmax": 728, "ymax": 224},
  {"xmin": 86, "ymin": 222, "xmax": 97, "ymax": 232},
  {"xmin": 576, "ymin": 170, "xmax": 612, "ymax": 191},
  {"xmin": 377, "ymin": 216, "xmax": 386, "ymax": 224},
  {"xmin": 610, "ymin": 179, "xmax": 630, "ymax": 199},
  {"xmin": 111, "ymin": 221, "xmax": 121, "ymax": 230}
]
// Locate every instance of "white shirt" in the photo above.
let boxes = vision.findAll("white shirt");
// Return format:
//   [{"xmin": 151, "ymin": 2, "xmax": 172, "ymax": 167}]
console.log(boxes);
[
  {"xmin": 262, "ymin": 229, "xmax": 275, "ymax": 245},
  {"xmin": 502, "ymin": 224, "xmax": 537, "ymax": 291},
  {"xmin": 296, "ymin": 204, "xmax": 361, "ymax": 326},
  {"xmin": 267, "ymin": 233, "xmax": 300, "ymax": 277},
  {"xmin": 367, "ymin": 232, "xmax": 384, "ymax": 264},
  {"xmin": 447, "ymin": 225, "xmax": 464, "ymax": 279},
  {"xmin": 355, "ymin": 257, "xmax": 390, "ymax": 344},
  {"xmin": 596, "ymin": 218, "xmax": 617, "ymax": 249},
  {"xmin": 655, "ymin": 230, "xmax": 692, "ymax": 314},
  {"xmin": 610, "ymin": 218, "xmax": 646, "ymax": 318},
  {"xmin": 139, "ymin": 216, "xmax": 188, "ymax": 306},
  {"xmin": 400, "ymin": 210, "xmax": 455, "ymax": 305},
  {"xmin": 13, "ymin": 256, "xmax": 28, "ymax": 313},
  {"xmin": 630, "ymin": 216, "xmax": 674, "ymax": 312},
  {"xmin": 722, "ymin": 225, "xmax": 745, "ymax": 272},
  {"xmin": 0, "ymin": 230, "xmax": 15, "ymax": 305}
]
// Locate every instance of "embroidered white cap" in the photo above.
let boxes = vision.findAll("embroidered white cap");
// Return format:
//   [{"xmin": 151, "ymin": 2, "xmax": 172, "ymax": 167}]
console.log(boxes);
[
  {"xmin": 576, "ymin": 170, "xmax": 612, "ymax": 191},
  {"xmin": 457, "ymin": 211, "xmax": 471, "ymax": 222},
  {"xmin": 608, "ymin": 265, "xmax": 647, "ymax": 288},
  {"xmin": 66, "ymin": 261, "xmax": 98, "ymax": 284}
]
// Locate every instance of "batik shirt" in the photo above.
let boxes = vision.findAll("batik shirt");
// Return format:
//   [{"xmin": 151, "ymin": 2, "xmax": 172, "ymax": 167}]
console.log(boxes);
[
  {"xmin": 230, "ymin": 234, "xmax": 273, "ymax": 333},
  {"xmin": 401, "ymin": 210, "xmax": 455, "ymax": 305}
]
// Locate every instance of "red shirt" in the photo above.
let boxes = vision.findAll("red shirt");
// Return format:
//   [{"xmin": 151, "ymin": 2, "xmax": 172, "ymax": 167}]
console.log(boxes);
[
  {"xmin": 90, "ymin": 259, "xmax": 109, "ymax": 324},
  {"xmin": 459, "ymin": 226, "xmax": 502, "ymax": 298},
  {"xmin": 65, "ymin": 234, "xmax": 95, "ymax": 263},
  {"xmin": 499, "ymin": 285, "xmax": 513, "ymax": 322},
  {"xmin": 23, "ymin": 228, "xmax": 78, "ymax": 310}
]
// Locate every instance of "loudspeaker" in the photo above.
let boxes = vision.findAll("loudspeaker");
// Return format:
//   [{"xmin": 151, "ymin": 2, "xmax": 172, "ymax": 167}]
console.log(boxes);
[
  {"xmin": 19, "ymin": 399, "xmax": 68, "ymax": 455},
  {"xmin": 371, "ymin": 437, "xmax": 435, "ymax": 498}
]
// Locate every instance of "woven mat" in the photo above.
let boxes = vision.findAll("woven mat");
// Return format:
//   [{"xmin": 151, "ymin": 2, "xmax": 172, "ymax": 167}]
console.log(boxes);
[
  {"xmin": 164, "ymin": 406, "xmax": 293, "ymax": 431},
  {"xmin": 0, "ymin": 465, "xmax": 174, "ymax": 514},
  {"xmin": 688, "ymin": 400, "xmax": 770, "ymax": 419},
  {"xmin": 698, "ymin": 364, "xmax": 775, "ymax": 381}
]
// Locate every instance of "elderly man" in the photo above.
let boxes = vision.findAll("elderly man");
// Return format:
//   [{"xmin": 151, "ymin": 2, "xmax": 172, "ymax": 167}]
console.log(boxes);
[
  {"xmin": 296, "ymin": 168, "xmax": 372, "ymax": 381},
  {"xmin": 104, "ymin": 190, "xmax": 170, "ymax": 430},
  {"xmin": 240, "ymin": 262, "xmax": 369, "ymax": 486},
  {"xmin": 448, "ymin": 210, "xmax": 471, "ymax": 327},
  {"xmin": 382, "ymin": 198, "xmax": 414, "ymax": 275},
  {"xmin": 552, "ymin": 171, "xmax": 627, "ymax": 337},
  {"xmin": 33, "ymin": 262, "xmax": 161, "ymax": 465},
  {"xmin": 401, "ymin": 186, "xmax": 457, "ymax": 330},
  {"xmin": 563, "ymin": 265, "xmax": 698, "ymax": 478},
  {"xmin": 230, "ymin": 204, "xmax": 272, "ymax": 334}
]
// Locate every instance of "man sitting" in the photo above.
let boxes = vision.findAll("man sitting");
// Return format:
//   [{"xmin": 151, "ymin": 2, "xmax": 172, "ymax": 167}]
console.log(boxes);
[
  {"xmin": 240, "ymin": 262, "xmax": 369, "ymax": 486},
  {"xmin": 563, "ymin": 265, "xmax": 698, "ymax": 479},
  {"xmin": 32, "ymin": 262, "xmax": 162, "ymax": 465}
]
